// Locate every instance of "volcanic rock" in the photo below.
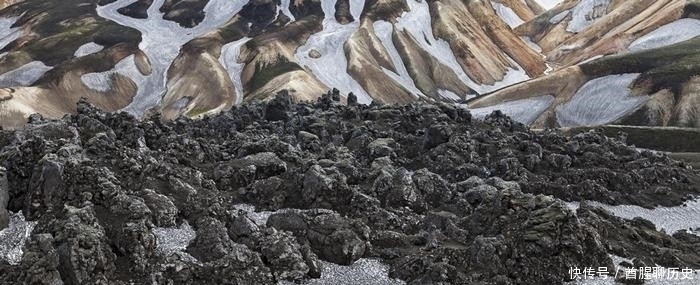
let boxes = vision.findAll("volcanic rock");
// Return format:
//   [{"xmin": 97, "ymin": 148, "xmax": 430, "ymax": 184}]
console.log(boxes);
[{"xmin": 0, "ymin": 98, "xmax": 699, "ymax": 284}]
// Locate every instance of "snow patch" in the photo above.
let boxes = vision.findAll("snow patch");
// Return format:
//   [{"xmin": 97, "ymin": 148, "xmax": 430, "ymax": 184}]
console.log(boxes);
[
  {"xmin": 80, "ymin": 54, "xmax": 146, "ymax": 92},
  {"xmin": 567, "ymin": 0, "xmax": 611, "ymax": 33},
  {"xmin": 483, "ymin": 60, "xmax": 531, "ymax": 93},
  {"xmin": 438, "ymin": 89, "xmax": 463, "ymax": 101},
  {"xmin": 232, "ymin": 204, "xmax": 275, "ymax": 226},
  {"xmin": 536, "ymin": 0, "xmax": 565, "ymax": 10},
  {"xmin": 219, "ymin": 37, "xmax": 250, "ymax": 105},
  {"xmin": 96, "ymin": 0, "xmax": 246, "ymax": 117},
  {"xmin": 80, "ymin": 72, "xmax": 113, "ymax": 92},
  {"xmin": 522, "ymin": 36, "xmax": 543, "ymax": 53},
  {"xmin": 153, "ymin": 221, "xmax": 196, "ymax": 255},
  {"xmin": 492, "ymin": 2, "xmax": 525, "ymax": 28},
  {"xmin": 172, "ymin": 97, "xmax": 189, "ymax": 109},
  {"xmin": 0, "ymin": 212, "xmax": 37, "ymax": 265},
  {"xmin": 0, "ymin": 17, "xmax": 21, "ymax": 51},
  {"xmin": 279, "ymin": 0, "xmax": 296, "ymax": 22},
  {"xmin": 549, "ymin": 10, "xmax": 570, "ymax": 24},
  {"xmin": 295, "ymin": 0, "xmax": 371, "ymax": 104},
  {"xmin": 580, "ymin": 54, "xmax": 604, "ymax": 64},
  {"xmin": 556, "ymin": 73, "xmax": 648, "ymax": 127},
  {"xmin": 74, "ymin": 42, "xmax": 104, "ymax": 57},
  {"xmin": 566, "ymin": 199, "xmax": 700, "ymax": 236},
  {"xmin": 466, "ymin": 95, "xmax": 555, "ymax": 125},
  {"xmin": 278, "ymin": 259, "xmax": 405, "ymax": 285},
  {"xmin": 0, "ymin": 61, "xmax": 52, "ymax": 88},
  {"xmin": 629, "ymin": 18, "xmax": 700, "ymax": 51},
  {"xmin": 152, "ymin": 221, "xmax": 201, "ymax": 264}
]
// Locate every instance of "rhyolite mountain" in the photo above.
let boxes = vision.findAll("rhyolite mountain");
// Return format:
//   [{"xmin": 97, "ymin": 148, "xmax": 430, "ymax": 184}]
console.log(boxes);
[
  {"xmin": 469, "ymin": 0, "xmax": 700, "ymax": 129},
  {"xmin": 1, "ymin": 0, "xmax": 700, "ymax": 130},
  {"xmin": 0, "ymin": 0, "xmax": 552, "ymax": 128}
]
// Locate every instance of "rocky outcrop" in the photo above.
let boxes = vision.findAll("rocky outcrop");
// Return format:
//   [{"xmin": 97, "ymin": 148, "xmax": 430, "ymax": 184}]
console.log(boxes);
[
  {"xmin": 0, "ymin": 167, "xmax": 8, "ymax": 229},
  {"xmin": 1, "ymin": 97, "xmax": 699, "ymax": 284}
]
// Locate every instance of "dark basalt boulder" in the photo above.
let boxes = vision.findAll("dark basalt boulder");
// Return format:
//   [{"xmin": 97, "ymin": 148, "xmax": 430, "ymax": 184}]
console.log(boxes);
[
  {"xmin": 267, "ymin": 209, "xmax": 369, "ymax": 266},
  {"xmin": 0, "ymin": 167, "xmax": 8, "ymax": 230}
]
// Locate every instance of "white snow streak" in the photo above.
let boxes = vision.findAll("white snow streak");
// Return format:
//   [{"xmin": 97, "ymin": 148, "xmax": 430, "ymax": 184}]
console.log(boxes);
[
  {"xmin": 536, "ymin": 0, "xmax": 565, "ymax": 10},
  {"xmin": 278, "ymin": 259, "xmax": 405, "ymax": 285},
  {"xmin": 153, "ymin": 221, "xmax": 196, "ymax": 255},
  {"xmin": 484, "ymin": 58, "xmax": 531, "ymax": 93},
  {"xmin": 80, "ymin": 54, "xmax": 146, "ymax": 92},
  {"xmin": 567, "ymin": 199, "xmax": 700, "ymax": 236},
  {"xmin": 492, "ymin": 2, "xmax": 525, "ymax": 28},
  {"xmin": 567, "ymin": 0, "xmax": 611, "ymax": 33},
  {"xmin": 279, "ymin": 0, "xmax": 296, "ymax": 22},
  {"xmin": 549, "ymin": 10, "xmax": 570, "ymax": 24},
  {"xmin": 295, "ymin": 0, "xmax": 372, "ymax": 104},
  {"xmin": 96, "ymin": 0, "xmax": 245, "ymax": 117},
  {"xmin": 232, "ymin": 204, "xmax": 275, "ymax": 226},
  {"xmin": 74, "ymin": 42, "xmax": 104, "ymax": 57},
  {"xmin": 438, "ymin": 89, "xmax": 463, "ymax": 101},
  {"xmin": 0, "ymin": 61, "xmax": 52, "ymax": 88},
  {"xmin": 629, "ymin": 18, "xmax": 700, "ymax": 51},
  {"xmin": 467, "ymin": 95, "xmax": 555, "ymax": 125},
  {"xmin": 153, "ymin": 221, "xmax": 200, "ymax": 264},
  {"xmin": 219, "ymin": 37, "xmax": 250, "ymax": 105},
  {"xmin": 556, "ymin": 73, "xmax": 648, "ymax": 127},
  {"xmin": 522, "ymin": 36, "xmax": 543, "ymax": 53},
  {"xmin": 0, "ymin": 17, "xmax": 20, "ymax": 51},
  {"xmin": 0, "ymin": 212, "xmax": 37, "ymax": 265}
]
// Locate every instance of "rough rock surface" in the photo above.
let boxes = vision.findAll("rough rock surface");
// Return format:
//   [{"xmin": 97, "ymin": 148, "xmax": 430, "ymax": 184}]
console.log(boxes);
[
  {"xmin": 0, "ymin": 94, "xmax": 699, "ymax": 284},
  {"xmin": 0, "ymin": 166, "xmax": 8, "ymax": 229}
]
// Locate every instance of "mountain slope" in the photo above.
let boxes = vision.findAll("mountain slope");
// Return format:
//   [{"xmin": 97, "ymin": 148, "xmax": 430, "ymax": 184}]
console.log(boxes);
[
  {"xmin": 0, "ymin": 0, "xmax": 550, "ymax": 128},
  {"xmin": 468, "ymin": 0, "xmax": 700, "ymax": 129}
]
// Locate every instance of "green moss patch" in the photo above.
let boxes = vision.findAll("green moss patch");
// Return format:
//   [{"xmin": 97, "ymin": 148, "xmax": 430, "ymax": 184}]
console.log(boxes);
[
  {"xmin": 581, "ymin": 37, "xmax": 700, "ymax": 95},
  {"xmin": 2, "ymin": 0, "xmax": 140, "ymax": 65},
  {"xmin": 186, "ymin": 106, "xmax": 210, "ymax": 117},
  {"xmin": 247, "ymin": 55, "xmax": 302, "ymax": 92}
]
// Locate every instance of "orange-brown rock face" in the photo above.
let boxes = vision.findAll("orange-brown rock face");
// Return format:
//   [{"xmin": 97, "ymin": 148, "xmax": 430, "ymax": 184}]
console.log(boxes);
[
  {"xmin": 431, "ymin": 0, "xmax": 546, "ymax": 85},
  {"xmin": 0, "ymin": 0, "xmax": 20, "ymax": 10}
]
